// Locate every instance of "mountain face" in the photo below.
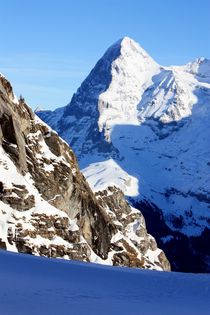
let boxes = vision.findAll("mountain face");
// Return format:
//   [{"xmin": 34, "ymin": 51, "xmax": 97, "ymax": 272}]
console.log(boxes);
[
  {"xmin": 0, "ymin": 73, "xmax": 170, "ymax": 271},
  {"xmin": 37, "ymin": 37, "xmax": 210, "ymax": 272}
]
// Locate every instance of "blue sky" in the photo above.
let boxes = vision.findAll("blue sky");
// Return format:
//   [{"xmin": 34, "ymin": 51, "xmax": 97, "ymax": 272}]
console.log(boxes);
[{"xmin": 1, "ymin": 0, "xmax": 210, "ymax": 110}]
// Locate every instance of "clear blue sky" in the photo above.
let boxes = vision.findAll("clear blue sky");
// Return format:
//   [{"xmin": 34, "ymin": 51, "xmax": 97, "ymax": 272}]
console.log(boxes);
[{"xmin": 1, "ymin": 0, "xmax": 210, "ymax": 110}]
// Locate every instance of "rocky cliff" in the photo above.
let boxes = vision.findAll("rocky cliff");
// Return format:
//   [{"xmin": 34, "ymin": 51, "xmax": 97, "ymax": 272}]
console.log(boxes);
[{"xmin": 0, "ymin": 73, "xmax": 170, "ymax": 271}]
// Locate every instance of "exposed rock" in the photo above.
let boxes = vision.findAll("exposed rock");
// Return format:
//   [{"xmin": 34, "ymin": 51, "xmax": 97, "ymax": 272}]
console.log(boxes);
[
  {"xmin": 0, "ymin": 238, "xmax": 6, "ymax": 250},
  {"xmin": 96, "ymin": 187, "xmax": 170, "ymax": 270}
]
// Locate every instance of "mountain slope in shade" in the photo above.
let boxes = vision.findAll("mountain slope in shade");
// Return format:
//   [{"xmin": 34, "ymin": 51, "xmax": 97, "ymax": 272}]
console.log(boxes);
[
  {"xmin": 37, "ymin": 37, "xmax": 210, "ymax": 272},
  {"xmin": 0, "ymin": 250, "xmax": 210, "ymax": 315},
  {"xmin": 0, "ymin": 72, "xmax": 170, "ymax": 271}
]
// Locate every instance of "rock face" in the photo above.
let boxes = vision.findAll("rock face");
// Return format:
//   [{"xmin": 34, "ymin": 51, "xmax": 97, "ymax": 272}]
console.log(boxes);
[
  {"xmin": 0, "ymin": 73, "xmax": 170, "ymax": 271},
  {"xmin": 96, "ymin": 187, "xmax": 170, "ymax": 270},
  {"xmin": 37, "ymin": 37, "xmax": 210, "ymax": 272}
]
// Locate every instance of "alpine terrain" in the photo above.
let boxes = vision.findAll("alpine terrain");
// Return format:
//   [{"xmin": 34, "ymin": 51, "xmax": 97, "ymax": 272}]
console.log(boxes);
[
  {"xmin": 0, "ymin": 71, "xmax": 170, "ymax": 271},
  {"xmin": 37, "ymin": 37, "xmax": 210, "ymax": 272}
]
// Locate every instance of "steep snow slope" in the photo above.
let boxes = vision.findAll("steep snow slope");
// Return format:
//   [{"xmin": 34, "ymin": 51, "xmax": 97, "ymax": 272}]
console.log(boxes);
[
  {"xmin": 40, "ymin": 37, "xmax": 160, "ymax": 154},
  {"xmin": 97, "ymin": 37, "xmax": 160, "ymax": 140},
  {"xmin": 82, "ymin": 159, "xmax": 139, "ymax": 196},
  {"xmin": 0, "ymin": 250, "xmax": 210, "ymax": 315},
  {"xmin": 37, "ymin": 37, "xmax": 210, "ymax": 272}
]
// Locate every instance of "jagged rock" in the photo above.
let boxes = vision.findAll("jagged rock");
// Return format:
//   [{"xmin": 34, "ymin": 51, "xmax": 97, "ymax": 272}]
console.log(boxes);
[
  {"xmin": 96, "ymin": 187, "xmax": 170, "ymax": 270},
  {"xmin": 0, "ymin": 238, "xmax": 6, "ymax": 250}
]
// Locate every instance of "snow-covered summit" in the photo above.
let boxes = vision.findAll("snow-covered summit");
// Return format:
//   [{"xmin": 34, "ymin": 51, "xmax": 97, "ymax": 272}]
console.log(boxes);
[
  {"xmin": 43, "ymin": 37, "xmax": 161, "ymax": 154},
  {"xmin": 137, "ymin": 68, "xmax": 198, "ymax": 123},
  {"xmin": 39, "ymin": 37, "xmax": 209, "ymax": 152},
  {"xmin": 98, "ymin": 37, "xmax": 160, "ymax": 139},
  {"xmin": 101, "ymin": 36, "xmax": 157, "ymax": 66},
  {"xmin": 182, "ymin": 57, "xmax": 210, "ymax": 82},
  {"xmin": 113, "ymin": 36, "xmax": 158, "ymax": 66}
]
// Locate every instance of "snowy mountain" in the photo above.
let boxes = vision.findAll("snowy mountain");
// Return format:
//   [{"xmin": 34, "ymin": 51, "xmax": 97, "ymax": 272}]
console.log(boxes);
[
  {"xmin": 1, "ymin": 250, "xmax": 210, "ymax": 315},
  {"xmin": 0, "ymin": 72, "xmax": 170, "ymax": 271},
  {"xmin": 38, "ymin": 37, "xmax": 210, "ymax": 272}
]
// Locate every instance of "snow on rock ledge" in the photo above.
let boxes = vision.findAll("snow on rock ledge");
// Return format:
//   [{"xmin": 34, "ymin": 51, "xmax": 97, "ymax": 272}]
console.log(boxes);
[{"xmin": 82, "ymin": 159, "xmax": 139, "ymax": 197}]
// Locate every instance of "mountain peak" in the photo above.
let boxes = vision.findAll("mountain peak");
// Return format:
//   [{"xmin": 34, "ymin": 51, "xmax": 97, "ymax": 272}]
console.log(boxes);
[
  {"xmin": 185, "ymin": 57, "xmax": 210, "ymax": 80},
  {"xmin": 109, "ymin": 36, "xmax": 154, "ymax": 61},
  {"xmin": 119, "ymin": 36, "xmax": 138, "ymax": 47},
  {"xmin": 52, "ymin": 37, "xmax": 160, "ymax": 149},
  {"xmin": 188, "ymin": 57, "xmax": 210, "ymax": 68},
  {"xmin": 194, "ymin": 56, "xmax": 209, "ymax": 64},
  {"xmin": 120, "ymin": 36, "xmax": 144, "ymax": 50}
]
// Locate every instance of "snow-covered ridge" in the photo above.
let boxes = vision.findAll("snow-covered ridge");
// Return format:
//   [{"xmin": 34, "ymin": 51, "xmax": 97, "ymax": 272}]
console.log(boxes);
[
  {"xmin": 183, "ymin": 57, "xmax": 210, "ymax": 81},
  {"xmin": 39, "ymin": 36, "xmax": 209, "ymax": 145},
  {"xmin": 82, "ymin": 159, "xmax": 139, "ymax": 196},
  {"xmin": 137, "ymin": 68, "xmax": 198, "ymax": 123},
  {"xmin": 98, "ymin": 37, "xmax": 160, "ymax": 140}
]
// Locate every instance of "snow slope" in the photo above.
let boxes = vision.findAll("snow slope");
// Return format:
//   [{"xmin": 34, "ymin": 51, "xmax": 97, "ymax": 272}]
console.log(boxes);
[
  {"xmin": 0, "ymin": 250, "xmax": 210, "ymax": 315},
  {"xmin": 82, "ymin": 159, "xmax": 139, "ymax": 196}
]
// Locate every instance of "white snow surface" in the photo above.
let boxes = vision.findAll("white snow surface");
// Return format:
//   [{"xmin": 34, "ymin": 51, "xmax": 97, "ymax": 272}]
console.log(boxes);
[
  {"xmin": 98, "ymin": 37, "xmax": 160, "ymax": 140},
  {"xmin": 183, "ymin": 57, "xmax": 210, "ymax": 83},
  {"xmin": 82, "ymin": 159, "xmax": 139, "ymax": 196},
  {"xmin": 0, "ymin": 250, "xmax": 210, "ymax": 315}
]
